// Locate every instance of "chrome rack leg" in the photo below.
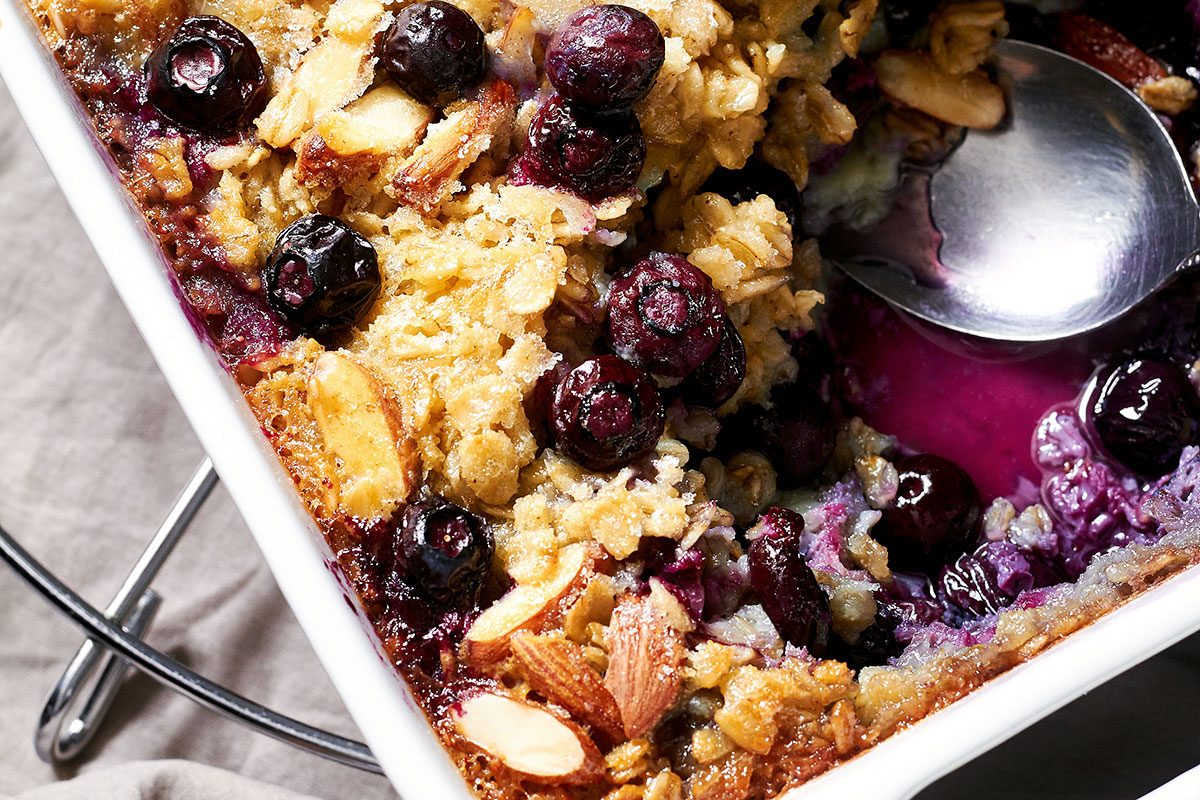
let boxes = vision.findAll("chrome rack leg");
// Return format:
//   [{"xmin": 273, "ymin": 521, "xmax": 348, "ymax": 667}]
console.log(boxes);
[
  {"xmin": 0, "ymin": 459, "xmax": 380, "ymax": 774},
  {"xmin": 36, "ymin": 459, "xmax": 217, "ymax": 763}
]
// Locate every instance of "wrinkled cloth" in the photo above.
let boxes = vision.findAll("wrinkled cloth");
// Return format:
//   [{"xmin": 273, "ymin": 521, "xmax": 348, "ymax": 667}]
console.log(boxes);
[
  {"xmin": 1, "ymin": 67, "xmax": 1200, "ymax": 800},
  {"xmin": 0, "ymin": 81, "xmax": 394, "ymax": 800},
  {"xmin": 3, "ymin": 762, "xmax": 327, "ymax": 800}
]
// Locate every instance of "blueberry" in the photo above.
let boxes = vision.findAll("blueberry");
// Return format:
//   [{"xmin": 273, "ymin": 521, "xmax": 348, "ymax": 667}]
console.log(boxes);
[
  {"xmin": 379, "ymin": 1, "xmax": 488, "ymax": 107},
  {"xmin": 264, "ymin": 215, "xmax": 382, "ymax": 335},
  {"xmin": 747, "ymin": 507, "xmax": 832, "ymax": 654},
  {"xmin": 1003, "ymin": 2, "xmax": 1054, "ymax": 47},
  {"xmin": 758, "ymin": 383, "xmax": 835, "ymax": 489},
  {"xmin": 936, "ymin": 540, "xmax": 1037, "ymax": 618},
  {"xmin": 606, "ymin": 253, "xmax": 726, "ymax": 379},
  {"xmin": 875, "ymin": 454, "xmax": 981, "ymax": 572},
  {"xmin": 394, "ymin": 498, "xmax": 493, "ymax": 605},
  {"xmin": 699, "ymin": 158, "xmax": 802, "ymax": 236},
  {"xmin": 722, "ymin": 381, "xmax": 837, "ymax": 487},
  {"xmin": 550, "ymin": 355, "xmax": 665, "ymax": 471},
  {"xmin": 545, "ymin": 4, "xmax": 665, "ymax": 111},
  {"xmin": 1083, "ymin": 0, "xmax": 1200, "ymax": 76},
  {"xmin": 677, "ymin": 318, "xmax": 746, "ymax": 408},
  {"xmin": 509, "ymin": 94, "xmax": 645, "ymax": 201},
  {"xmin": 146, "ymin": 16, "xmax": 267, "ymax": 133},
  {"xmin": 881, "ymin": 0, "xmax": 938, "ymax": 45},
  {"xmin": 1085, "ymin": 356, "xmax": 1200, "ymax": 477}
]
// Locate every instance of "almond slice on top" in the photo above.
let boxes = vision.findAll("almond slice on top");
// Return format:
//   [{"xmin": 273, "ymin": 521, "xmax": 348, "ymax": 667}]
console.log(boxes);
[
  {"xmin": 307, "ymin": 352, "xmax": 418, "ymax": 520},
  {"xmin": 453, "ymin": 693, "xmax": 604, "ymax": 785},
  {"xmin": 604, "ymin": 588, "xmax": 688, "ymax": 738},
  {"xmin": 463, "ymin": 542, "xmax": 592, "ymax": 668},
  {"xmin": 510, "ymin": 631, "xmax": 624, "ymax": 743}
]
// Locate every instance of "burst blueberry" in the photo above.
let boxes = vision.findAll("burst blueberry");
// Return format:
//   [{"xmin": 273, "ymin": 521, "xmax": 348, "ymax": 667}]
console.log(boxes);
[
  {"xmin": 379, "ymin": 1, "xmax": 488, "ymax": 107},
  {"xmin": 146, "ymin": 16, "xmax": 267, "ymax": 133},
  {"xmin": 545, "ymin": 5, "xmax": 665, "ymax": 111},
  {"xmin": 747, "ymin": 507, "xmax": 832, "ymax": 654},
  {"xmin": 1085, "ymin": 355, "xmax": 1200, "ymax": 477},
  {"xmin": 606, "ymin": 253, "xmax": 726, "ymax": 379},
  {"xmin": 264, "ymin": 215, "xmax": 382, "ymax": 336},
  {"xmin": 510, "ymin": 94, "xmax": 645, "ymax": 201},
  {"xmin": 550, "ymin": 355, "xmax": 665, "ymax": 471},
  {"xmin": 394, "ymin": 498, "xmax": 493, "ymax": 605}
]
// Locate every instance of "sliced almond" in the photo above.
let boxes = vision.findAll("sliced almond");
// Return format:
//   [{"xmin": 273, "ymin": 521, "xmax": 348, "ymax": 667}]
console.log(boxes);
[
  {"xmin": 295, "ymin": 85, "xmax": 434, "ymax": 189},
  {"xmin": 391, "ymin": 77, "xmax": 516, "ymax": 212},
  {"xmin": 453, "ymin": 692, "xmax": 604, "ymax": 785},
  {"xmin": 464, "ymin": 543, "xmax": 591, "ymax": 669},
  {"xmin": 605, "ymin": 592, "xmax": 686, "ymax": 738},
  {"xmin": 255, "ymin": 0, "xmax": 386, "ymax": 148},
  {"xmin": 307, "ymin": 352, "xmax": 418, "ymax": 520},
  {"xmin": 874, "ymin": 50, "xmax": 1005, "ymax": 130},
  {"xmin": 511, "ymin": 631, "xmax": 624, "ymax": 743},
  {"xmin": 317, "ymin": 85, "xmax": 434, "ymax": 156}
]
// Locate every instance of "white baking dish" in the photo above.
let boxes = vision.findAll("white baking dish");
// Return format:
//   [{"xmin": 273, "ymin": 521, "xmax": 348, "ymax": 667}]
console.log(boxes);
[{"xmin": 2, "ymin": 4, "xmax": 1199, "ymax": 798}]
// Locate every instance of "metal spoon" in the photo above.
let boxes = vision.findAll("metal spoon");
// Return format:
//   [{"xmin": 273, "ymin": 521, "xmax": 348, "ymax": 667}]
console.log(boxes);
[{"xmin": 823, "ymin": 39, "xmax": 1200, "ymax": 342}]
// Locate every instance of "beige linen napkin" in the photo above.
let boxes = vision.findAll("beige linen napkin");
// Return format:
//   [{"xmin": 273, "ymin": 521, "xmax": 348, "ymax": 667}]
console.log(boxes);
[{"xmin": 0, "ymin": 81, "xmax": 394, "ymax": 799}]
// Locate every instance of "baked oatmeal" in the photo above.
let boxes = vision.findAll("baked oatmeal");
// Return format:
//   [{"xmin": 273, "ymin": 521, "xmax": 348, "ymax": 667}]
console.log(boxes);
[{"xmin": 21, "ymin": 0, "xmax": 1200, "ymax": 797}]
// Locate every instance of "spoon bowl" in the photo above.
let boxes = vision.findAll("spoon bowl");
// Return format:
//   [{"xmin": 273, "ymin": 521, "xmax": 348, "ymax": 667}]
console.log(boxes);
[{"xmin": 825, "ymin": 40, "xmax": 1200, "ymax": 342}]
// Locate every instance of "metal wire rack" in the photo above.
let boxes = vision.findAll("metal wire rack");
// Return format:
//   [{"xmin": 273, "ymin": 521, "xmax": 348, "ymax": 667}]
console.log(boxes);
[
  {"xmin": 5, "ymin": 459, "xmax": 1200, "ymax": 799},
  {"xmin": 0, "ymin": 458, "xmax": 381, "ymax": 774}
]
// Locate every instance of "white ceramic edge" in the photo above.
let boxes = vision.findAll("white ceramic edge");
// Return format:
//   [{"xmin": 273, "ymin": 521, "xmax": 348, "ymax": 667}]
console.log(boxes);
[
  {"xmin": 5, "ymin": 7, "xmax": 1200, "ymax": 800},
  {"xmin": 1140, "ymin": 764, "xmax": 1200, "ymax": 800},
  {"xmin": 0, "ymin": 6, "xmax": 472, "ymax": 799},
  {"xmin": 788, "ymin": 562, "xmax": 1200, "ymax": 800}
]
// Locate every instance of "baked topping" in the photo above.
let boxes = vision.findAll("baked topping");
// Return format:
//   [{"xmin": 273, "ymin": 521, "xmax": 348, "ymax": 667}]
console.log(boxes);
[
  {"xmin": 145, "ymin": 16, "xmax": 267, "ymax": 134},
  {"xmin": 34, "ymin": 0, "xmax": 1200, "ymax": 797},
  {"xmin": 453, "ymin": 693, "xmax": 606, "ymax": 784},
  {"xmin": 699, "ymin": 159, "xmax": 803, "ymax": 238}
]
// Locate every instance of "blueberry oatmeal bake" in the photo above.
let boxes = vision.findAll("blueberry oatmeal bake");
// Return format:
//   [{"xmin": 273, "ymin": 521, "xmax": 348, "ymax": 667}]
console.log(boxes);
[{"xmin": 23, "ymin": 0, "xmax": 1200, "ymax": 796}]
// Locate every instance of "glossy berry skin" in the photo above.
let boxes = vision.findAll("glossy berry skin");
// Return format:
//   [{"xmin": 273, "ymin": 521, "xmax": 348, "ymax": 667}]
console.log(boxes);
[
  {"xmin": 146, "ymin": 16, "xmax": 267, "ymax": 133},
  {"xmin": 551, "ymin": 355, "xmax": 665, "ymax": 471},
  {"xmin": 394, "ymin": 499, "xmax": 493, "ymax": 605},
  {"xmin": 264, "ymin": 215, "xmax": 381, "ymax": 336},
  {"xmin": 876, "ymin": 454, "xmax": 981, "ymax": 572},
  {"xmin": 510, "ymin": 94, "xmax": 645, "ymax": 201},
  {"xmin": 747, "ymin": 507, "xmax": 832, "ymax": 655},
  {"xmin": 379, "ymin": 1, "xmax": 488, "ymax": 107},
  {"xmin": 1086, "ymin": 356, "xmax": 1200, "ymax": 478},
  {"xmin": 545, "ymin": 5, "xmax": 665, "ymax": 111},
  {"xmin": 606, "ymin": 253, "xmax": 726, "ymax": 378},
  {"xmin": 699, "ymin": 159, "xmax": 802, "ymax": 236},
  {"xmin": 677, "ymin": 318, "xmax": 746, "ymax": 408}
]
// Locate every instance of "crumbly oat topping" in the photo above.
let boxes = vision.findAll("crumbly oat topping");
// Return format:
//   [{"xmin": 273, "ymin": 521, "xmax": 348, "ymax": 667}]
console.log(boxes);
[{"xmin": 28, "ymin": 0, "xmax": 1200, "ymax": 798}]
